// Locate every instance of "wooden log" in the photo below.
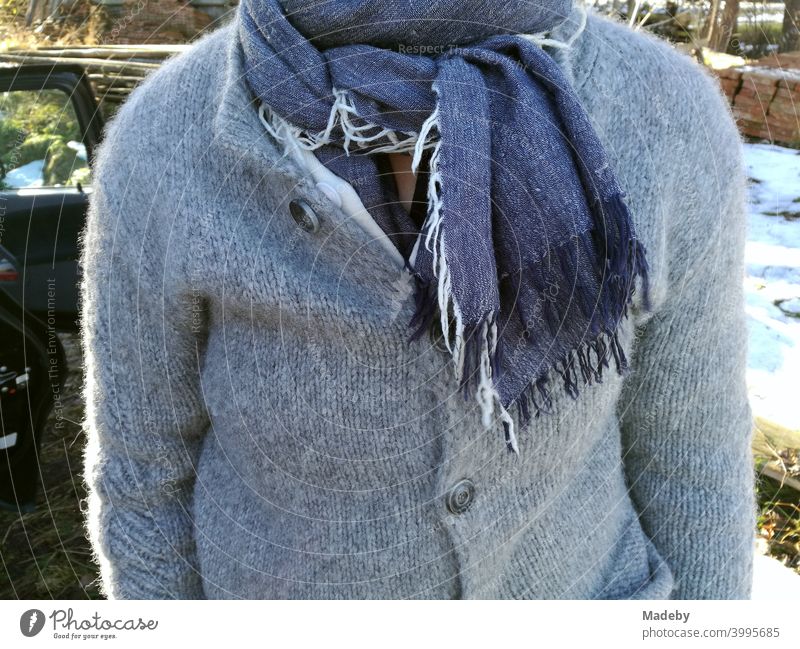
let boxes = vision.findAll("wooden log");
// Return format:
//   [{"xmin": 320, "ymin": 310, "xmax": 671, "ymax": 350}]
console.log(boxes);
[
  {"xmin": 18, "ymin": 44, "xmax": 184, "ymax": 50},
  {"xmin": 7, "ymin": 47, "xmax": 185, "ymax": 62},
  {"xmin": 758, "ymin": 464, "xmax": 800, "ymax": 493},
  {"xmin": 0, "ymin": 53, "xmax": 160, "ymax": 72},
  {"xmin": 24, "ymin": 44, "xmax": 187, "ymax": 54},
  {"xmin": 87, "ymin": 74, "xmax": 145, "ymax": 84}
]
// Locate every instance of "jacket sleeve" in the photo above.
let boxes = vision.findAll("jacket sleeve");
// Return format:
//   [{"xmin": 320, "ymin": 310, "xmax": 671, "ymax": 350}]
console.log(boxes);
[
  {"xmin": 80, "ymin": 121, "xmax": 209, "ymax": 599},
  {"xmin": 618, "ymin": 71, "xmax": 758, "ymax": 600}
]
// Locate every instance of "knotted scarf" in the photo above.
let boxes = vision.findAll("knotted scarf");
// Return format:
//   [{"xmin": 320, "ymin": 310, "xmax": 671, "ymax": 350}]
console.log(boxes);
[{"xmin": 238, "ymin": 0, "xmax": 650, "ymax": 453}]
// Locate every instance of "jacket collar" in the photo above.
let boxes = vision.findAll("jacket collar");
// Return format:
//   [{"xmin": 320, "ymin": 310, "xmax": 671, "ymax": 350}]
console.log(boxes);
[{"xmin": 212, "ymin": 8, "xmax": 302, "ymax": 181}]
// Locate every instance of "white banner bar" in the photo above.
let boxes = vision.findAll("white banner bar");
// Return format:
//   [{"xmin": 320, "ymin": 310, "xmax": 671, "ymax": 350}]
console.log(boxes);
[{"xmin": 3, "ymin": 600, "xmax": 798, "ymax": 647}]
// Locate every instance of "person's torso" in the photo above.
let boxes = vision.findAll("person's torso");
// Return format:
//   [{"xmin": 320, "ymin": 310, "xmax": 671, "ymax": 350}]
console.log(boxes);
[{"xmin": 129, "ymin": 8, "xmax": 700, "ymax": 598}]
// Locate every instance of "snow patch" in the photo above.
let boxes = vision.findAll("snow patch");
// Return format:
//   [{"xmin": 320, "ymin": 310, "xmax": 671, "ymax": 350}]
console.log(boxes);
[
  {"xmin": 2, "ymin": 159, "xmax": 44, "ymax": 188},
  {"xmin": 744, "ymin": 143, "xmax": 800, "ymax": 431}
]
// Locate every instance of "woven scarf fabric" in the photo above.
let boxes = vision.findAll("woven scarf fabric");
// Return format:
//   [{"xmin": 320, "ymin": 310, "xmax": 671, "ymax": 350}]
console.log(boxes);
[{"xmin": 239, "ymin": 0, "xmax": 650, "ymax": 453}]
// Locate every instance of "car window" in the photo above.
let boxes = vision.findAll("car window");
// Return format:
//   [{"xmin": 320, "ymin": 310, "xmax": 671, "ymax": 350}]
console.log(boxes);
[{"xmin": 0, "ymin": 88, "xmax": 90, "ymax": 190}]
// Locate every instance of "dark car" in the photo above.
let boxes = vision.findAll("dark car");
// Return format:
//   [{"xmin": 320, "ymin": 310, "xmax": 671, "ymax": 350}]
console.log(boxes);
[{"xmin": 0, "ymin": 63, "xmax": 104, "ymax": 511}]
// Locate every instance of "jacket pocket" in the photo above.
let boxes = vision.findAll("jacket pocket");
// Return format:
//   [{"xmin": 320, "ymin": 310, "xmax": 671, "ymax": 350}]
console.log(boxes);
[{"xmin": 595, "ymin": 502, "xmax": 675, "ymax": 600}]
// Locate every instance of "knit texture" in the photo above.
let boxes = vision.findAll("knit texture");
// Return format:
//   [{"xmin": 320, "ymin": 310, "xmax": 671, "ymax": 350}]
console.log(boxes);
[{"xmin": 80, "ymin": 7, "xmax": 757, "ymax": 600}]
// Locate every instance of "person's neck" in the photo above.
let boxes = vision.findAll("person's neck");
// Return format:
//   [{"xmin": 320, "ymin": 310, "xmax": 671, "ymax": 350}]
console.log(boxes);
[{"xmin": 387, "ymin": 152, "xmax": 416, "ymax": 213}]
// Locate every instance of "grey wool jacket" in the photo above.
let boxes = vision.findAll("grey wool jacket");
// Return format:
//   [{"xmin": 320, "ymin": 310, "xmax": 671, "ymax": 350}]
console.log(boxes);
[{"xmin": 80, "ymin": 5, "xmax": 758, "ymax": 599}]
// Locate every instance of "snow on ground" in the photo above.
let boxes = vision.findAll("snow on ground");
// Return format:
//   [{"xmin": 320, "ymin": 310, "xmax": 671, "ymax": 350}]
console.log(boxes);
[
  {"xmin": 2, "ymin": 159, "xmax": 44, "ymax": 188},
  {"xmin": 67, "ymin": 140, "xmax": 87, "ymax": 161},
  {"xmin": 752, "ymin": 552, "xmax": 800, "ymax": 599},
  {"xmin": 743, "ymin": 143, "xmax": 800, "ymax": 431}
]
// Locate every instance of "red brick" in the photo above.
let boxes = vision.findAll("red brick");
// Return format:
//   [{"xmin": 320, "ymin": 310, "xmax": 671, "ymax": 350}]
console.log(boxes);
[
  {"xmin": 734, "ymin": 95, "xmax": 764, "ymax": 107},
  {"xmin": 743, "ymin": 127, "xmax": 771, "ymax": 139},
  {"xmin": 776, "ymin": 78, "xmax": 799, "ymax": 92},
  {"xmin": 772, "ymin": 87, "xmax": 798, "ymax": 101},
  {"xmin": 741, "ymin": 72, "xmax": 777, "ymax": 84},
  {"xmin": 768, "ymin": 99, "xmax": 800, "ymax": 115},
  {"xmin": 769, "ymin": 131, "xmax": 800, "ymax": 145},
  {"xmin": 733, "ymin": 105, "xmax": 768, "ymax": 120},
  {"xmin": 766, "ymin": 114, "xmax": 800, "ymax": 130},
  {"xmin": 741, "ymin": 76, "xmax": 778, "ymax": 95},
  {"xmin": 735, "ymin": 87, "xmax": 773, "ymax": 102},
  {"xmin": 736, "ymin": 119, "xmax": 767, "ymax": 134}
]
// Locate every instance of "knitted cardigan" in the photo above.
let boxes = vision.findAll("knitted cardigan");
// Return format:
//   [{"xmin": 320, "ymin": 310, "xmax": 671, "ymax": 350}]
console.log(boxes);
[{"xmin": 80, "ymin": 6, "xmax": 757, "ymax": 599}]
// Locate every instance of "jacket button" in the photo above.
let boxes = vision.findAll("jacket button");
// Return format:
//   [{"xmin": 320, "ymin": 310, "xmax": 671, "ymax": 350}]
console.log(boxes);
[
  {"xmin": 429, "ymin": 317, "xmax": 458, "ymax": 355},
  {"xmin": 289, "ymin": 199, "xmax": 321, "ymax": 233},
  {"xmin": 446, "ymin": 478, "xmax": 475, "ymax": 515}
]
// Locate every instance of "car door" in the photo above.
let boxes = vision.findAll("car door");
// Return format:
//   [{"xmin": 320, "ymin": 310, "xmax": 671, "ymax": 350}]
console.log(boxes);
[
  {"xmin": 0, "ymin": 65, "xmax": 102, "ymax": 510},
  {"xmin": 0, "ymin": 65, "xmax": 103, "ymax": 330},
  {"xmin": 0, "ymin": 278, "xmax": 64, "ymax": 512}
]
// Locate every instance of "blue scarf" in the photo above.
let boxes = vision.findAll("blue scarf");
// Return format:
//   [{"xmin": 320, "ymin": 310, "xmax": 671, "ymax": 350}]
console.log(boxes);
[{"xmin": 239, "ymin": 0, "xmax": 650, "ymax": 453}]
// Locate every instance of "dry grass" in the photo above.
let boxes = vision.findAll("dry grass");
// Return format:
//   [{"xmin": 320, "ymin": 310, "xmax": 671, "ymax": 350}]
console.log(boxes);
[
  {"xmin": 0, "ymin": 0, "xmax": 109, "ymax": 52},
  {"xmin": 755, "ymin": 447, "xmax": 800, "ymax": 573},
  {"xmin": 0, "ymin": 333, "xmax": 100, "ymax": 599}
]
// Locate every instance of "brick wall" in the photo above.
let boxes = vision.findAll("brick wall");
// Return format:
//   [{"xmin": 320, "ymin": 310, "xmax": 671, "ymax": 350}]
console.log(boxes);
[{"xmin": 717, "ymin": 65, "xmax": 800, "ymax": 147}]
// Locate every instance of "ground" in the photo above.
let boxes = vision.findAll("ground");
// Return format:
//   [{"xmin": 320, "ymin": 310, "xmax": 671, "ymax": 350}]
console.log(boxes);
[{"xmin": 744, "ymin": 143, "xmax": 800, "ymax": 585}]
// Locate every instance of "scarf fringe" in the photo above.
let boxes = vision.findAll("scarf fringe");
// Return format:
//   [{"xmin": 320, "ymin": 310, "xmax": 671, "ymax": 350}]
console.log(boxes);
[
  {"xmin": 406, "ymin": 106, "xmax": 519, "ymax": 452},
  {"xmin": 512, "ymin": 328, "xmax": 628, "ymax": 423},
  {"xmin": 409, "ymin": 191, "xmax": 650, "ymax": 456},
  {"xmin": 258, "ymin": 90, "xmax": 438, "ymax": 157}
]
